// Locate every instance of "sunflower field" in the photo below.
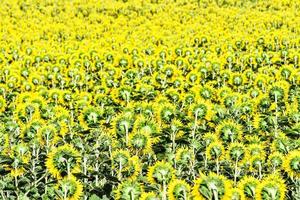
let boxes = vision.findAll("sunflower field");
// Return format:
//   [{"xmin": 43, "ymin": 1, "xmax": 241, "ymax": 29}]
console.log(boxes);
[{"xmin": 0, "ymin": 0, "xmax": 300, "ymax": 199}]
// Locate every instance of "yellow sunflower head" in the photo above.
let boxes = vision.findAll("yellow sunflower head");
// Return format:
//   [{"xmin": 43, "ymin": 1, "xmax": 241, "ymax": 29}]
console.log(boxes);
[
  {"xmin": 115, "ymin": 180, "xmax": 143, "ymax": 200},
  {"xmin": 206, "ymin": 141, "xmax": 225, "ymax": 160},
  {"xmin": 229, "ymin": 187, "xmax": 246, "ymax": 200},
  {"xmin": 283, "ymin": 150, "xmax": 300, "ymax": 179},
  {"xmin": 226, "ymin": 142, "xmax": 247, "ymax": 164},
  {"xmin": 147, "ymin": 161, "xmax": 174, "ymax": 185},
  {"xmin": 168, "ymin": 179, "xmax": 191, "ymax": 200},
  {"xmin": 237, "ymin": 176, "xmax": 259, "ymax": 200},
  {"xmin": 215, "ymin": 120, "xmax": 243, "ymax": 143},
  {"xmin": 55, "ymin": 177, "xmax": 83, "ymax": 200},
  {"xmin": 192, "ymin": 172, "xmax": 232, "ymax": 200},
  {"xmin": 46, "ymin": 144, "xmax": 81, "ymax": 179},
  {"xmin": 255, "ymin": 174, "xmax": 286, "ymax": 200}
]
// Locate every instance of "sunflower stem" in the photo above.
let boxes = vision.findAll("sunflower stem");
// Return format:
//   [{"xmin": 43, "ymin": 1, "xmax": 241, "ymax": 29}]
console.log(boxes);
[
  {"xmin": 162, "ymin": 180, "xmax": 167, "ymax": 200},
  {"xmin": 63, "ymin": 185, "xmax": 67, "ymax": 200},
  {"xmin": 258, "ymin": 162, "xmax": 262, "ymax": 180},
  {"xmin": 216, "ymin": 158, "xmax": 220, "ymax": 175},
  {"xmin": 124, "ymin": 123, "xmax": 129, "ymax": 146},
  {"xmin": 212, "ymin": 189, "xmax": 219, "ymax": 200},
  {"xmin": 130, "ymin": 190, "xmax": 134, "ymax": 200},
  {"xmin": 234, "ymin": 158, "xmax": 238, "ymax": 186},
  {"xmin": 274, "ymin": 94, "xmax": 278, "ymax": 138}
]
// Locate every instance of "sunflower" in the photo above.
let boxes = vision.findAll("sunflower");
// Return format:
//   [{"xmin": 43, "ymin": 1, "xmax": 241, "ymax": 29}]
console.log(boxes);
[
  {"xmin": 147, "ymin": 161, "xmax": 174, "ymax": 185},
  {"xmin": 267, "ymin": 152, "xmax": 284, "ymax": 172},
  {"xmin": 229, "ymin": 188, "xmax": 246, "ymax": 200},
  {"xmin": 188, "ymin": 100, "xmax": 214, "ymax": 121},
  {"xmin": 132, "ymin": 116, "xmax": 161, "ymax": 135},
  {"xmin": 268, "ymin": 81, "xmax": 290, "ymax": 103},
  {"xmin": 156, "ymin": 103, "xmax": 176, "ymax": 125},
  {"xmin": 255, "ymin": 175, "xmax": 286, "ymax": 200},
  {"xmin": 129, "ymin": 131, "xmax": 158, "ymax": 155},
  {"xmin": 112, "ymin": 112, "xmax": 135, "ymax": 145},
  {"xmin": 248, "ymin": 143, "xmax": 266, "ymax": 158},
  {"xmin": 206, "ymin": 141, "xmax": 225, "ymax": 160},
  {"xmin": 226, "ymin": 142, "xmax": 247, "ymax": 164},
  {"xmin": 283, "ymin": 150, "xmax": 300, "ymax": 179},
  {"xmin": 238, "ymin": 176, "xmax": 259, "ymax": 200},
  {"xmin": 115, "ymin": 180, "xmax": 143, "ymax": 200},
  {"xmin": 55, "ymin": 177, "xmax": 83, "ymax": 200},
  {"xmin": 122, "ymin": 156, "xmax": 142, "ymax": 180},
  {"xmin": 175, "ymin": 147, "xmax": 194, "ymax": 166},
  {"xmin": 46, "ymin": 144, "xmax": 81, "ymax": 179},
  {"xmin": 168, "ymin": 179, "xmax": 191, "ymax": 200},
  {"xmin": 37, "ymin": 124, "xmax": 59, "ymax": 147},
  {"xmin": 215, "ymin": 120, "xmax": 243, "ymax": 143},
  {"xmin": 192, "ymin": 173, "xmax": 232, "ymax": 200},
  {"xmin": 202, "ymin": 132, "xmax": 218, "ymax": 147},
  {"xmin": 78, "ymin": 106, "xmax": 102, "ymax": 129}
]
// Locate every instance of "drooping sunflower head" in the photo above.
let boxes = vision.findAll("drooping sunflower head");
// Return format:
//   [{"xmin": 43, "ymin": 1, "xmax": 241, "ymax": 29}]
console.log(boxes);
[
  {"xmin": 78, "ymin": 106, "xmax": 102, "ymax": 129},
  {"xmin": 46, "ymin": 144, "xmax": 81, "ymax": 179},
  {"xmin": 156, "ymin": 103, "xmax": 176, "ymax": 125},
  {"xmin": 55, "ymin": 177, "xmax": 83, "ymax": 200},
  {"xmin": 147, "ymin": 161, "xmax": 174, "ymax": 185},
  {"xmin": 188, "ymin": 100, "xmax": 214, "ymax": 121},
  {"xmin": 21, "ymin": 118, "xmax": 45, "ymax": 141},
  {"xmin": 270, "ymin": 133, "xmax": 290, "ymax": 154},
  {"xmin": 111, "ymin": 149, "xmax": 131, "ymax": 170},
  {"xmin": 113, "ymin": 112, "xmax": 135, "ymax": 136},
  {"xmin": 175, "ymin": 147, "xmax": 194, "ymax": 166},
  {"xmin": 133, "ymin": 115, "xmax": 160, "ymax": 136},
  {"xmin": 37, "ymin": 124, "xmax": 59, "ymax": 146},
  {"xmin": 129, "ymin": 131, "xmax": 157, "ymax": 154},
  {"xmin": 192, "ymin": 173, "xmax": 232, "ymax": 200},
  {"xmin": 249, "ymin": 155, "xmax": 265, "ymax": 173},
  {"xmin": 238, "ymin": 176, "xmax": 259, "ymax": 200},
  {"xmin": 267, "ymin": 152, "xmax": 284, "ymax": 171},
  {"xmin": 230, "ymin": 72, "xmax": 247, "ymax": 88},
  {"xmin": 283, "ymin": 150, "xmax": 300, "ymax": 179},
  {"xmin": 206, "ymin": 141, "xmax": 225, "ymax": 160},
  {"xmin": 122, "ymin": 156, "xmax": 141, "ymax": 180},
  {"xmin": 199, "ymin": 85, "xmax": 215, "ymax": 101},
  {"xmin": 255, "ymin": 174, "xmax": 286, "ymax": 200},
  {"xmin": 168, "ymin": 179, "xmax": 191, "ymax": 200},
  {"xmin": 215, "ymin": 120, "xmax": 243, "ymax": 143},
  {"xmin": 226, "ymin": 142, "xmax": 247, "ymax": 164},
  {"xmin": 229, "ymin": 188, "xmax": 246, "ymax": 200},
  {"xmin": 268, "ymin": 81, "xmax": 289, "ymax": 102},
  {"xmin": 248, "ymin": 143, "xmax": 266, "ymax": 158},
  {"xmin": 115, "ymin": 180, "xmax": 143, "ymax": 200}
]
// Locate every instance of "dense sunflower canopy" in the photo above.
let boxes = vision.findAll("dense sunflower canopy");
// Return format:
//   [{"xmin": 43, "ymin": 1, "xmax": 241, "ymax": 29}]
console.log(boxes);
[{"xmin": 0, "ymin": 0, "xmax": 299, "ymax": 199}]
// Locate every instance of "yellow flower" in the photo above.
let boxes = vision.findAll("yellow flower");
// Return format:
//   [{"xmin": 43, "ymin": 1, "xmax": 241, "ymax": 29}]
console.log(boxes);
[
  {"xmin": 215, "ymin": 120, "xmax": 243, "ymax": 143},
  {"xmin": 283, "ymin": 150, "xmax": 300, "ymax": 179},
  {"xmin": 55, "ymin": 177, "xmax": 83, "ymax": 200},
  {"xmin": 46, "ymin": 144, "xmax": 81, "ymax": 179},
  {"xmin": 206, "ymin": 141, "xmax": 225, "ymax": 160},
  {"xmin": 238, "ymin": 176, "xmax": 259, "ymax": 200},
  {"xmin": 192, "ymin": 173, "xmax": 232, "ymax": 200},
  {"xmin": 168, "ymin": 179, "xmax": 191, "ymax": 200},
  {"xmin": 255, "ymin": 175, "xmax": 286, "ymax": 200},
  {"xmin": 147, "ymin": 161, "xmax": 174, "ymax": 185}
]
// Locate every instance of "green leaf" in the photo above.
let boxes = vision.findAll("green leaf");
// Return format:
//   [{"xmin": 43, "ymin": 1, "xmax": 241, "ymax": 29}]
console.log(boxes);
[{"xmin": 89, "ymin": 194, "xmax": 101, "ymax": 200}]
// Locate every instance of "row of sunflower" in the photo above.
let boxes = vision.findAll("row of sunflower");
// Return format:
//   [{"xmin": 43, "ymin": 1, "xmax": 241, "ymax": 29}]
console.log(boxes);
[{"xmin": 0, "ymin": 0, "xmax": 300, "ymax": 199}]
